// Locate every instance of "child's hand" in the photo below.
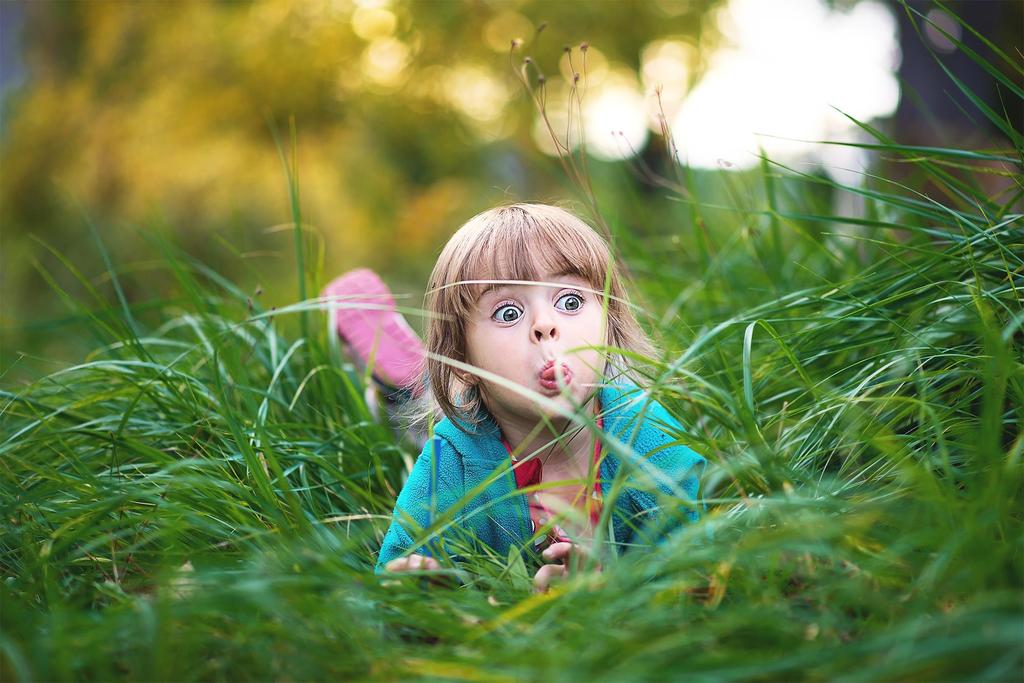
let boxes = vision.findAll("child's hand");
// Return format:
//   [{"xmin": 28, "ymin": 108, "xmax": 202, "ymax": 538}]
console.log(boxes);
[
  {"xmin": 532, "ymin": 542, "xmax": 602, "ymax": 593},
  {"xmin": 384, "ymin": 554, "xmax": 441, "ymax": 573},
  {"xmin": 382, "ymin": 554, "xmax": 460, "ymax": 589}
]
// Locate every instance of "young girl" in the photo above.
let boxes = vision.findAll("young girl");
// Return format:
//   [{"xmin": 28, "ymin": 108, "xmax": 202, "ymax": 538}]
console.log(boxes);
[{"xmin": 325, "ymin": 203, "xmax": 705, "ymax": 592}]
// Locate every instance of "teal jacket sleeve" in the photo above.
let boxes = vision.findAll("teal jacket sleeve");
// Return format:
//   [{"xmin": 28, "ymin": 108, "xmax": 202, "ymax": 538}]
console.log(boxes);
[
  {"xmin": 624, "ymin": 400, "xmax": 706, "ymax": 547},
  {"xmin": 375, "ymin": 435, "xmax": 465, "ymax": 574}
]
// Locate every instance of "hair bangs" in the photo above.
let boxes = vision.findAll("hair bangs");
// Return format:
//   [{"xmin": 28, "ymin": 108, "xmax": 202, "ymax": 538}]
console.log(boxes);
[{"xmin": 459, "ymin": 208, "xmax": 609, "ymax": 300}]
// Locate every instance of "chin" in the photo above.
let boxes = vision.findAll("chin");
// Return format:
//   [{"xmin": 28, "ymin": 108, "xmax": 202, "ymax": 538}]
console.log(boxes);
[{"xmin": 545, "ymin": 386, "xmax": 596, "ymax": 412}]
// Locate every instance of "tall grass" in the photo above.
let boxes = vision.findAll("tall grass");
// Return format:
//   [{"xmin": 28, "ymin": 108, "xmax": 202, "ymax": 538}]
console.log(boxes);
[{"xmin": 2, "ymin": 4, "xmax": 1021, "ymax": 681}]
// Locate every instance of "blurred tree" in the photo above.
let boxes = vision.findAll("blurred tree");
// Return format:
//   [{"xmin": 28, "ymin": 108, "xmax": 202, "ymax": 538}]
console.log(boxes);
[{"xmin": 1, "ymin": 0, "xmax": 720, "ymax": 372}]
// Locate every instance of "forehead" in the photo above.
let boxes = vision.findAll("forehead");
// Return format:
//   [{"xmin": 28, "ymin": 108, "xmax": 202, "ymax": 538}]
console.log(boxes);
[
  {"xmin": 474, "ymin": 270, "xmax": 589, "ymax": 301},
  {"xmin": 461, "ymin": 228, "xmax": 604, "ymax": 299}
]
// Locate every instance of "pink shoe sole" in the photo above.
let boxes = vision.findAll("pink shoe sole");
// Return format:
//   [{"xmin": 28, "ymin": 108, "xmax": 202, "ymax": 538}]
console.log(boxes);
[{"xmin": 322, "ymin": 269, "xmax": 426, "ymax": 394}]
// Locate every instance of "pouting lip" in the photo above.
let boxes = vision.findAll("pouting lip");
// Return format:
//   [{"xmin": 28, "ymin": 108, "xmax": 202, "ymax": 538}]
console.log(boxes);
[
  {"xmin": 537, "ymin": 360, "xmax": 572, "ymax": 387},
  {"xmin": 537, "ymin": 359, "xmax": 567, "ymax": 376}
]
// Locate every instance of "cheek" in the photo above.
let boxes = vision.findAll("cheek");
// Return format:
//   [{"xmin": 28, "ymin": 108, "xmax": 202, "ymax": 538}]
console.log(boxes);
[
  {"xmin": 569, "ymin": 311, "xmax": 609, "ymax": 365},
  {"xmin": 574, "ymin": 307, "xmax": 607, "ymax": 342},
  {"xmin": 465, "ymin": 326, "xmax": 518, "ymax": 368}
]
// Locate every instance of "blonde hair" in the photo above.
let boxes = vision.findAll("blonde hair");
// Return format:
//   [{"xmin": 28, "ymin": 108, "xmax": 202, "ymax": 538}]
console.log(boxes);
[{"xmin": 420, "ymin": 202, "xmax": 654, "ymax": 429}]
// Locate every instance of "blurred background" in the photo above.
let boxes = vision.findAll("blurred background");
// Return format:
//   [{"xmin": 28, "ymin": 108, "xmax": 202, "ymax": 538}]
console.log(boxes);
[{"xmin": 1, "ymin": 0, "xmax": 1020, "ymax": 381}]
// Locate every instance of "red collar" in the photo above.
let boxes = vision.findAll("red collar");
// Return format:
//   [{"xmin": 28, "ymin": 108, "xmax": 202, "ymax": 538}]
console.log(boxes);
[{"xmin": 503, "ymin": 413, "xmax": 605, "ymax": 529}]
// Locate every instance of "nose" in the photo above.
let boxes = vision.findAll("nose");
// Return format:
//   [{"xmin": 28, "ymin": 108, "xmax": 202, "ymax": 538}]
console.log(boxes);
[{"xmin": 531, "ymin": 315, "xmax": 558, "ymax": 343}]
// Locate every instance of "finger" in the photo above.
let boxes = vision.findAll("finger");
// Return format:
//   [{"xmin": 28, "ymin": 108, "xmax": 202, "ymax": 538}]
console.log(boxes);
[
  {"xmin": 533, "ymin": 564, "xmax": 563, "ymax": 593},
  {"xmin": 541, "ymin": 542, "xmax": 575, "ymax": 563},
  {"xmin": 533, "ymin": 563, "xmax": 567, "ymax": 593},
  {"xmin": 543, "ymin": 542, "xmax": 589, "ymax": 569},
  {"xmin": 385, "ymin": 557, "xmax": 410, "ymax": 572},
  {"xmin": 386, "ymin": 554, "xmax": 440, "ymax": 573},
  {"xmin": 407, "ymin": 554, "xmax": 440, "ymax": 571}
]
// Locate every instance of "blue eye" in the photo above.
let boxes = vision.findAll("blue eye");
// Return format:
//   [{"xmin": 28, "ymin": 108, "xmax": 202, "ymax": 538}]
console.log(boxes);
[
  {"xmin": 555, "ymin": 292, "xmax": 584, "ymax": 312},
  {"xmin": 492, "ymin": 304, "xmax": 522, "ymax": 323}
]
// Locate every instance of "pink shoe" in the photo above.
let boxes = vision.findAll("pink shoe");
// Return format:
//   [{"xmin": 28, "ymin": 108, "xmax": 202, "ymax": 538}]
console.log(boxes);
[{"xmin": 322, "ymin": 269, "xmax": 426, "ymax": 396}]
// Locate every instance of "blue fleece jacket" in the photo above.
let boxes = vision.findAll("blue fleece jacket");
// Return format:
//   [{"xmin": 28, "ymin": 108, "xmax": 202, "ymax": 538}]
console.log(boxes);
[{"xmin": 375, "ymin": 383, "xmax": 705, "ymax": 573}]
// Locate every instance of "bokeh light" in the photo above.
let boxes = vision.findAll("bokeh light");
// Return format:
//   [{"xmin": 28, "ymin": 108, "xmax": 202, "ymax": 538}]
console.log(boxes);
[
  {"xmin": 351, "ymin": 7, "xmax": 397, "ymax": 40},
  {"xmin": 360, "ymin": 37, "xmax": 411, "ymax": 87},
  {"xmin": 528, "ymin": 0, "xmax": 899, "ymax": 171},
  {"xmin": 484, "ymin": 11, "xmax": 534, "ymax": 53},
  {"xmin": 640, "ymin": 39, "xmax": 694, "ymax": 128},
  {"xmin": 671, "ymin": 0, "xmax": 900, "ymax": 171},
  {"xmin": 583, "ymin": 69, "xmax": 649, "ymax": 161}
]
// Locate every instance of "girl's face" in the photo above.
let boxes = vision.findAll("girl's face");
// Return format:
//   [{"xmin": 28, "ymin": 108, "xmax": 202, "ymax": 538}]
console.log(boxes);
[{"xmin": 464, "ymin": 270, "xmax": 606, "ymax": 430}]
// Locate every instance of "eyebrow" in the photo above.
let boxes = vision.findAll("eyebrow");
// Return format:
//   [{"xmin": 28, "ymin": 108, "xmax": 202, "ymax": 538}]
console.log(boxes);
[{"xmin": 475, "ymin": 270, "xmax": 579, "ymax": 300}]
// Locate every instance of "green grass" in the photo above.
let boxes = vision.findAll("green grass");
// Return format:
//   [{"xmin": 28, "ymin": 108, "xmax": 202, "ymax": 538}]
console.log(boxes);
[{"xmin": 2, "ymin": 5, "xmax": 1022, "ymax": 681}]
